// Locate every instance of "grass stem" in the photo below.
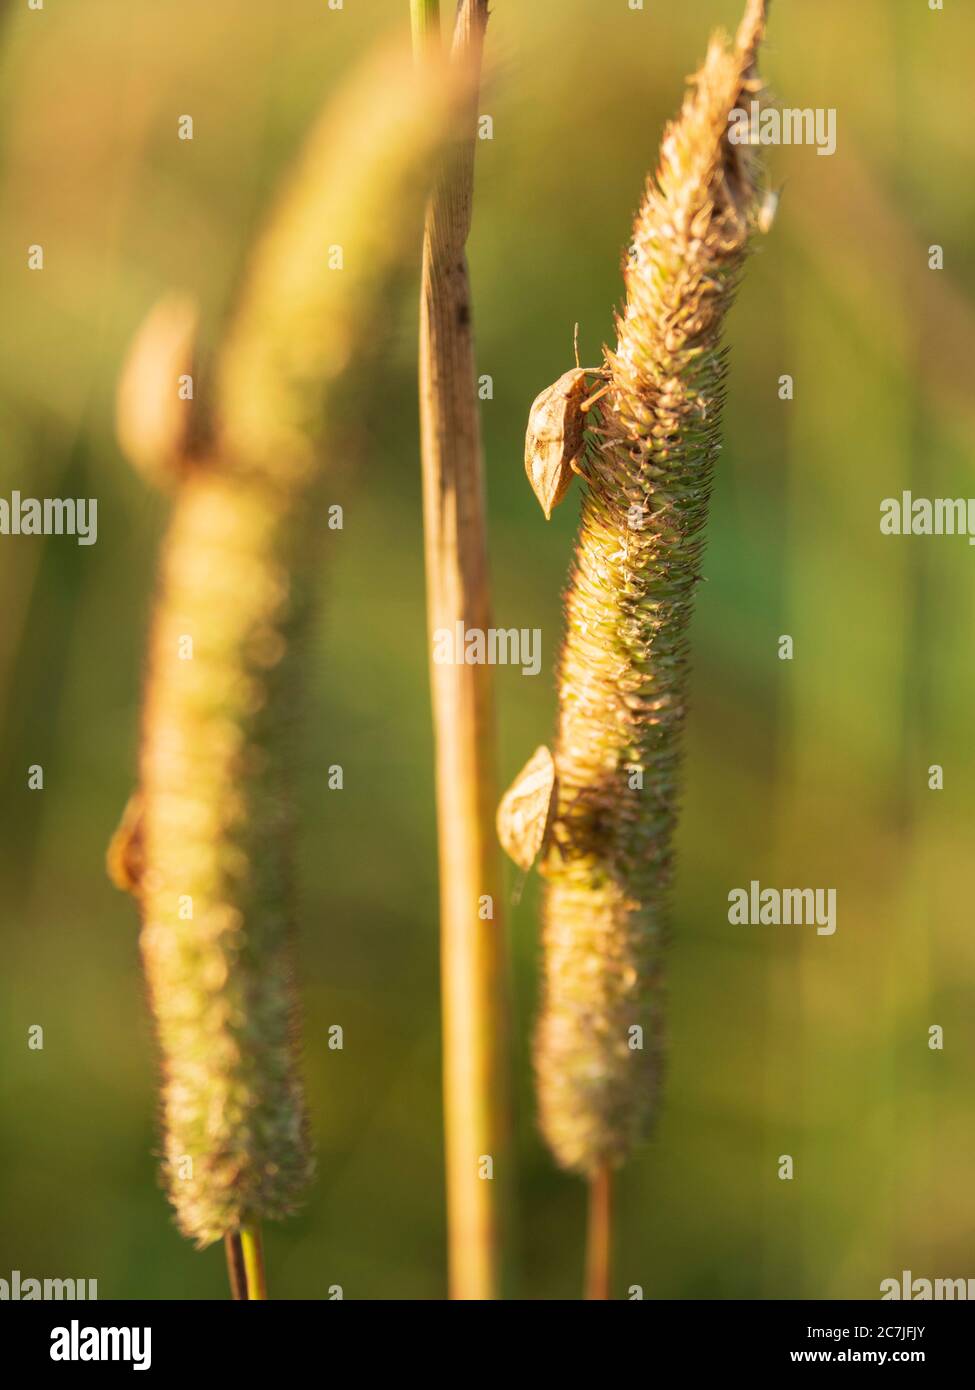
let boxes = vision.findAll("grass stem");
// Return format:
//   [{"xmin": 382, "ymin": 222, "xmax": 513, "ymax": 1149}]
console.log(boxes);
[
  {"xmin": 224, "ymin": 1225, "xmax": 267, "ymax": 1300},
  {"xmin": 410, "ymin": 0, "xmax": 441, "ymax": 58},
  {"xmin": 412, "ymin": 0, "xmax": 512, "ymax": 1299},
  {"xmin": 240, "ymin": 1224, "xmax": 268, "ymax": 1300},
  {"xmin": 585, "ymin": 1165, "xmax": 613, "ymax": 1301},
  {"xmin": 224, "ymin": 1232, "xmax": 247, "ymax": 1301}
]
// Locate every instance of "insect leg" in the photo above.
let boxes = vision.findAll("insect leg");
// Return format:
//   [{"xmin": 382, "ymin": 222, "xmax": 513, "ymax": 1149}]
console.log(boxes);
[{"xmin": 580, "ymin": 383, "xmax": 611, "ymax": 413}]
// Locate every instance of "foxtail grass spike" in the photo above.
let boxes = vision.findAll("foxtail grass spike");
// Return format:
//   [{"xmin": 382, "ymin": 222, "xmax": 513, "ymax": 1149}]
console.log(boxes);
[
  {"xmin": 112, "ymin": 41, "xmax": 464, "ymax": 1250},
  {"xmin": 532, "ymin": 0, "xmax": 772, "ymax": 1177}
]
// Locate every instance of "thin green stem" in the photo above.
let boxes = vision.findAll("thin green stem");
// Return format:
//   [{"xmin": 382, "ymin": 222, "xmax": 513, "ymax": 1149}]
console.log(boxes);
[
  {"xmin": 410, "ymin": 0, "xmax": 441, "ymax": 61},
  {"xmin": 240, "ymin": 1224, "xmax": 268, "ymax": 1300},
  {"xmin": 224, "ymin": 1224, "xmax": 267, "ymax": 1299}
]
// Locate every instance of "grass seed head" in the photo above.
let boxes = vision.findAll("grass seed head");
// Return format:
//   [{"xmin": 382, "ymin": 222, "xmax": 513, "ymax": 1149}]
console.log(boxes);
[
  {"xmin": 535, "ymin": 0, "xmax": 771, "ymax": 1176},
  {"xmin": 122, "ymin": 41, "xmax": 467, "ymax": 1247}
]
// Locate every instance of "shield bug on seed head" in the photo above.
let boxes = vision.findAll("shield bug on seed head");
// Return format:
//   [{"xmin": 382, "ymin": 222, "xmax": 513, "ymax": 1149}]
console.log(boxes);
[
  {"xmin": 106, "ymin": 790, "xmax": 145, "ymax": 897},
  {"xmin": 524, "ymin": 328, "xmax": 610, "ymax": 519},
  {"xmin": 497, "ymin": 745, "xmax": 559, "ymax": 871},
  {"xmin": 116, "ymin": 295, "xmax": 203, "ymax": 490}
]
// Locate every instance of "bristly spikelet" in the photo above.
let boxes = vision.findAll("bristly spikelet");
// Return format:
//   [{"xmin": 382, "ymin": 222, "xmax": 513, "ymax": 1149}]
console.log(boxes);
[
  {"xmin": 535, "ymin": 0, "xmax": 771, "ymax": 1176},
  {"xmin": 121, "ymin": 45, "xmax": 465, "ymax": 1248},
  {"xmin": 138, "ymin": 478, "xmax": 310, "ymax": 1247}
]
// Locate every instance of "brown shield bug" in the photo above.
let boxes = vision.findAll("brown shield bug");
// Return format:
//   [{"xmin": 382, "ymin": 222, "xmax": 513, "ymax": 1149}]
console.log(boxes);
[
  {"xmin": 496, "ymin": 745, "xmax": 558, "ymax": 872},
  {"xmin": 524, "ymin": 331, "xmax": 610, "ymax": 519},
  {"xmin": 106, "ymin": 791, "xmax": 145, "ymax": 897}
]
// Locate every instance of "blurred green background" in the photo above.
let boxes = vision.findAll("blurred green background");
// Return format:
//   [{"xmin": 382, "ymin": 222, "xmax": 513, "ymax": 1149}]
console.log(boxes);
[{"xmin": 1, "ymin": 0, "xmax": 973, "ymax": 1299}]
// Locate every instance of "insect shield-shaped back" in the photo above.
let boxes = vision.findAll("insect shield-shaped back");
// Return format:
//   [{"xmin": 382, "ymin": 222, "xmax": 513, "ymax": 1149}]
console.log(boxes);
[
  {"xmin": 116, "ymin": 294, "xmax": 202, "ymax": 490},
  {"xmin": 497, "ymin": 745, "xmax": 558, "ymax": 871},
  {"xmin": 524, "ymin": 368, "xmax": 601, "ymax": 520}
]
